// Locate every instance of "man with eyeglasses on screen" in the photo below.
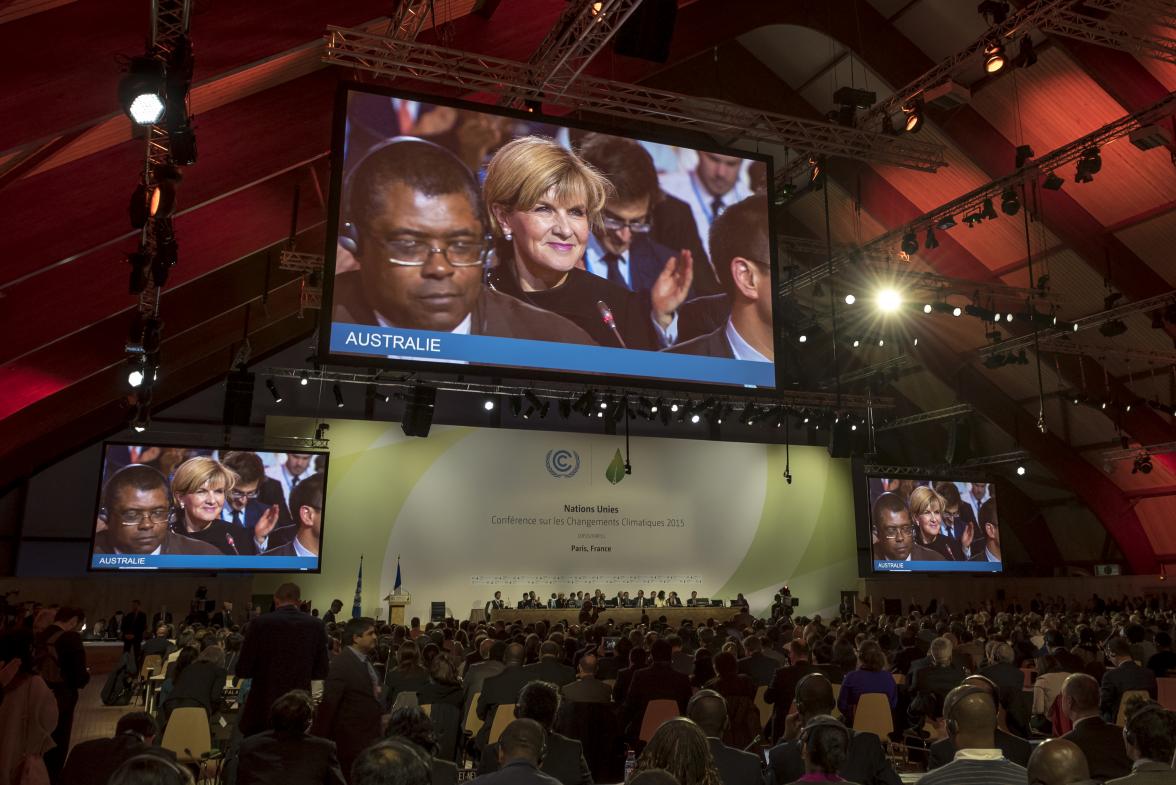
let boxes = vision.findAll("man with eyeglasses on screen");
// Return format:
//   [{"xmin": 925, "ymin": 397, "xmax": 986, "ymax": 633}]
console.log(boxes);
[
  {"xmin": 93, "ymin": 465, "xmax": 220, "ymax": 556},
  {"xmin": 331, "ymin": 137, "xmax": 592, "ymax": 344},
  {"xmin": 870, "ymin": 492, "xmax": 944, "ymax": 564}
]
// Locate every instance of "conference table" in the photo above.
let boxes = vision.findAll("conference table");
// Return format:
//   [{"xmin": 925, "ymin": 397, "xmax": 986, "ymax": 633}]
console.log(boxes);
[{"xmin": 484, "ymin": 606, "xmax": 747, "ymax": 627}]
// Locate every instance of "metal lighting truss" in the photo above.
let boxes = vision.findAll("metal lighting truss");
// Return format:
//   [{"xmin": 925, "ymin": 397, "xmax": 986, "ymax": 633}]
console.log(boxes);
[
  {"xmin": 260, "ymin": 366, "xmax": 893, "ymax": 413},
  {"xmin": 782, "ymin": 92, "xmax": 1176, "ymax": 294},
  {"xmin": 862, "ymin": 455, "xmax": 1021, "ymax": 479},
  {"xmin": 384, "ymin": 0, "xmax": 436, "ymax": 42},
  {"xmin": 1035, "ymin": 338, "xmax": 1176, "ymax": 366},
  {"xmin": 821, "ymin": 354, "xmax": 917, "ymax": 388},
  {"xmin": 1102, "ymin": 440, "xmax": 1176, "ymax": 462},
  {"xmin": 278, "ymin": 250, "xmax": 325, "ymax": 318},
  {"xmin": 322, "ymin": 28, "xmax": 948, "ymax": 173},
  {"xmin": 874, "ymin": 404, "xmax": 974, "ymax": 432},
  {"xmin": 975, "ymin": 289, "xmax": 1176, "ymax": 359}
]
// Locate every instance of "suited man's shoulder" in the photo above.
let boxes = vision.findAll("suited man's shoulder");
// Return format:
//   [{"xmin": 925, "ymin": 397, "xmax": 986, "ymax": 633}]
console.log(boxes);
[
  {"xmin": 475, "ymin": 288, "xmax": 596, "ymax": 345},
  {"xmin": 666, "ymin": 324, "xmax": 731, "ymax": 357},
  {"xmin": 263, "ymin": 542, "xmax": 297, "ymax": 557},
  {"xmin": 911, "ymin": 542, "xmax": 946, "ymax": 561},
  {"xmin": 163, "ymin": 530, "xmax": 223, "ymax": 556}
]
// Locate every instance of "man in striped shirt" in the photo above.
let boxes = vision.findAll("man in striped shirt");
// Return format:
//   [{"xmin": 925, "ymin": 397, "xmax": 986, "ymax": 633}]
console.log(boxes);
[{"xmin": 919, "ymin": 685, "xmax": 1026, "ymax": 785}]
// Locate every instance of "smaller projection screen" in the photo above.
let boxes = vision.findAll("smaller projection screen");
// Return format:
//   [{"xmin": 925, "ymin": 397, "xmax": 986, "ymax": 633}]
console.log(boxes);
[
  {"xmin": 862, "ymin": 475, "xmax": 1002, "ymax": 574},
  {"xmin": 320, "ymin": 84, "xmax": 779, "ymax": 390},
  {"xmin": 89, "ymin": 444, "xmax": 328, "ymax": 572}
]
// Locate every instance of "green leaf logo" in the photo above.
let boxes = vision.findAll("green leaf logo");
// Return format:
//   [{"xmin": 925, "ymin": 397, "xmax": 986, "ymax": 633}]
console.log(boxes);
[{"xmin": 605, "ymin": 449, "xmax": 626, "ymax": 485}]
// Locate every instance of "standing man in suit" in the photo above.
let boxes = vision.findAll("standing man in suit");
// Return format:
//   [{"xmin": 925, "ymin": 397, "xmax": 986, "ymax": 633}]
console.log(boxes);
[
  {"xmin": 39, "ymin": 606, "xmax": 90, "ymax": 782},
  {"xmin": 236, "ymin": 582, "xmax": 330, "ymax": 737},
  {"xmin": 764, "ymin": 640, "xmax": 818, "ymax": 741},
  {"xmin": 477, "ymin": 643, "xmax": 531, "ymax": 749},
  {"xmin": 909, "ymin": 638, "xmax": 967, "ymax": 726},
  {"xmin": 486, "ymin": 592, "xmax": 506, "ymax": 621},
  {"xmin": 322, "ymin": 600, "xmax": 344, "ymax": 626},
  {"xmin": 230, "ymin": 690, "xmax": 346, "ymax": 785},
  {"xmin": 121, "ymin": 599, "xmax": 148, "ymax": 664},
  {"xmin": 668, "ymin": 197, "xmax": 773, "ymax": 362},
  {"xmin": 688, "ymin": 690, "xmax": 765, "ymax": 785},
  {"xmin": 477, "ymin": 682, "xmax": 591, "ymax": 785},
  {"xmin": 1060, "ymin": 673, "xmax": 1132, "ymax": 782},
  {"xmin": 765, "ymin": 674, "xmax": 900, "ymax": 785},
  {"xmin": 314, "ymin": 617, "xmax": 383, "ymax": 781},
  {"xmin": 1101, "ymin": 636, "xmax": 1158, "ymax": 723},
  {"xmin": 737, "ymin": 636, "xmax": 776, "ymax": 687},
  {"xmin": 622, "ymin": 639, "xmax": 692, "ymax": 739},
  {"xmin": 524, "ymin": 641, "xmax": 575, "ymax": 687},
  {"xmin": 561, "ymin": 654, "xmax": 612, "ymax": 705},
  {"xmin": 210, "ymin": 602, "xmax": 235, "ymax": 629}
]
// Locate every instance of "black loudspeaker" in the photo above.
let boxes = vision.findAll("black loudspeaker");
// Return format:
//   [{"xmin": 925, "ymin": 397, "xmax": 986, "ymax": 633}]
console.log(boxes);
[
  {"xmin": 223, "ymin": 370, "xmax": 255, "ymax": 427},
  {"xmin": 613, "ymin": 0, "xmax": 677, "ymax": 63},
  {"xmin": 828, "ymin": 419, "xmax": 852, "ymax": 458},
  {"xmin": 401, "ymin": 385, "xmax": 437, "ymax": 437},
  {"xmin": 430, "ymin": 601, "xmax": 446, "ymax": 622},
  {"xmin": 945, "ymin": 419, "xmax": 972, "ymax": 464}
]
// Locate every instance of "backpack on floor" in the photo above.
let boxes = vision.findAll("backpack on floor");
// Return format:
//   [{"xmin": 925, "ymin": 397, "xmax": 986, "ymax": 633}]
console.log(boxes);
[{"xmin": 101, "ymin": 657, "xmax": 134, "ymax": 706}]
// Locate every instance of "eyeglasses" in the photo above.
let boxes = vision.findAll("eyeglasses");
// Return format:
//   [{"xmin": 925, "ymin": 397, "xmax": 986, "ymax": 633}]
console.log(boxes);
[
  {"xmin": 378, "ymin": 238, "xmax": 490, "ymax": 267},
  {"xmin": 229, "ymin": 489, "xmax": 260, "ymax": 501},
  {"xmin": 601, "ymin": 213, "xmax": 651, "ymax": 234},
  {"xmin": 878, "ymin": 525, "xmax": 917, "ymax": 540},
  {"xmin": 117, "ymin": 508, "xmax": 170, "ymax": 526},
  {"xmin": 942, "ymin": 512, "xmax": 961, "ymax": 523}
]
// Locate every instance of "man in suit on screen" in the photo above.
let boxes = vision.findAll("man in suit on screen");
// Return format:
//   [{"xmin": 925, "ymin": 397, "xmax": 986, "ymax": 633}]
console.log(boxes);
[
  {"xmin": 870, "ymin": 492, "xmax": 945, "ymax": 563},
  {"xmin": 93, "ymin": 465, "xmax": 221, "ymax": 557},
  {"xmin": 263, "ymin": 473, "xmax": 324, "ymax": 559}
]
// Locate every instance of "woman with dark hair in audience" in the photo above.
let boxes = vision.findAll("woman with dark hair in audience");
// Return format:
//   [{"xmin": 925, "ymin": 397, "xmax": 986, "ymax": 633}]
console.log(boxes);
[
  {"xmin": 632, "ymin": 718, "xmax": 721, "ymax": 785},
  {"xmin": 384, "ymin": 705, "xmax": 458, "ymax": 785},
  {"xmin": 1031, "ymin": 654, "xmax": 1071, "ymax": 734},
  {"xmin": 384, "ymin": 642, "xmax": 429, "ymax": 707},
  {"xmin": 162, "ymin": 645, "xmax": 226, "ymax": 728},
  {"xmin": 0, "ymin": 629, "xmax": 57, "ymax": 785},
  {"xmin": 523, "ymin": 633, "xmax": 541, "ymax": 666},
  {"xmin": 784, "ymin": 716, "xmax": 853, "ymax": 785},
  {"xmin": 836, "ymin": 640, "xmax": 896, "ymax": 725},
  {"xmin": 690, "ymin": 648, "xmax": 716, "ymax": 691},
  {"xmin": 418, "ymin": 653, "xmax": 464, "ymax": 711}
]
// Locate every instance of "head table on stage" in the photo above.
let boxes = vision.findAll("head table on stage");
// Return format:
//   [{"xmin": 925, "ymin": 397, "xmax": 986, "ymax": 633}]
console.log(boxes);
[{"xmin": 481, "ymin": 606, "xmax": 747, "ymax": 627}]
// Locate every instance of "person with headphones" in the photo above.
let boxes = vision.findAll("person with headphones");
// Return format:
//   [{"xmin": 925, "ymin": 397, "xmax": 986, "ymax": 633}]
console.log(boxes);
[
  {"xmin": 1112, "ymin": 697, "xmax": 1176, "ymax": 784},
  {"xmin": 927, "ymin": 675, "xmax": 1031, "ymax": 769},
  {"xmin": 331, "ymin": 138, "xmax": 595, "ymax": 347},
  {"xmin": 1026, "ymin": 738, "xmax": 1097, "ymax": 785},
  {"xmin": 919, "ymin": 685, "xmax": 1026, "ymax": 785},
  {"xmin": 228, "ymin": 690, "xmax": 345, "ymax": 785},
  {"xmin": 686, "ymin": 689, "xmax": 766, "ymax": 785},
  {"xmin": 61, "ymin": 711, "xmax": 176, "ymax": 785},
  {"xmin": 476, "ymin": 681, "xmax": 591, "ymax": 785},
  {"xmin": 766, "ymin": 673, "xmax": 900, "ymax": 785},
  {"xmin": 786, "ymin": 715, "xmax": 854, "ymax": 784},
  {"xmin": 471, "ymin": 718, "xmax": 560, "ymax": 785}
]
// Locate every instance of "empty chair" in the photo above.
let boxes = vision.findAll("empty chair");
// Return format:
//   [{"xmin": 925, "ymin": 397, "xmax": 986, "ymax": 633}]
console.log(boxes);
[
  {"xmin": 1157, "ymin": 677, "xmax": 1176, "ymax": 711},
  {"xmin": 161, "ymin": 706, "xmax": 212, "ymax": 764},
  {"xmin": 754, "ymin": 685, "xmax": 771, "ymax": 729},
  {"xmin": 852, "ymin": 693, "xmax": 894, "ymax": 740},
  {"xmin": 464, "ymin": 691, "xmax": 484, "ymax": 736},
  {"xmin": 639, "ymin": 698, "xmax": 681, "ymax": 743},
  {"xmin": 487, "ymin": 703, "xmax": 516, "ymax": 744}
]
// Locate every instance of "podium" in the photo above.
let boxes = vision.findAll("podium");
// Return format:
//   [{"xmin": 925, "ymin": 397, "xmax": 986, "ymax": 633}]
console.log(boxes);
[{"xmin": 385, "ymin": 592, "xmax": 411, "ymax": 625}]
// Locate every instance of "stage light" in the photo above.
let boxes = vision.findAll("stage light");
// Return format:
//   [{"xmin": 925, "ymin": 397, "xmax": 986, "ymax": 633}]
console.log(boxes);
[
  {"xmin": 118, "ymin": 56, "xmax": 166, "ymax": 125},
  {"xmin": 912, "ymin": 336, "xmax": 919, "ymax": 346},
  {"xmin": 670, "ymin": 402, "xmax": 680, "ymax": 412},
  {"xmin": 148, "ymin": 166, "xmax": 182, "ymax": 219},
  {"xmin": 980, "ymin": 198, "xmax": 998, "ymax": 220},
  {"xmin": 483, "ymin": 399, "xmax": 495, "ymax": 411},
  {"xmin": 901, "ymin": 231, "xmax": 919, "ymax": 256},
  {"xmin": 522, "ymin": 405, "xmax": 535, "ymax": 419},
  {"xmin": 1075, "ymin": 147, "xmax": 1101, "ymax": 183},
  {"xmin": 1099, "ymin": 319, "xmax": 1128, "ymax": 338},
  {"xmin": 877, "ymin": 288, "xmax": 902, "ymax": 313},
  {"xmin": 1043, "ymin": 171, "xmax": 1064, "ymax": 190},
  {"xmin": 266, "ymin": 379, "xmax": 283, "ymax": 403},
  {"xmin": 599, "ymin": 398, "xmax": 609, "ymax": 410},
  {"xmin": 1133, "ymin": 452, "xmax": 1153, "ymax": 474},
  {"xmin": 1006, "ymin": 313, "xmax": 1014, "ymax": 323},
  {"xmin": 903, "ymin": 100, "xmax": 924, "ymax": 133},
  {"xmin": 651, "ymin": 398, "xmax": 662, "ymax": 413},
  {"xmin": 965, "ymin": 304, "xmax": 996, "ymax": 321},
  {"xmin": 924, "ymin": 227, "xmax": 939, "ymax": 249},
  {"xmin": 510, "ymin": 396, "xmax": 523, "ymax": 417},
  {"xmin": 333, "ymin": 384, "xmax": 345, "ymax": 408},
  {"xmin": 1016, "ymin": 464, "xmax": 1026, "ymax": 476},
  {"xmin": 299, "ymin": 371, "xmax": 309, "ymax": 386},
  {"xmin": 690, "ymin": 413, "xmax": 701, "ymax": 424},
  {"xmin": 128, "ymin": 362, "xmax": 145, "ymax": 388},
  {"xmin": 798, "ymin": 333, "xmax": 807, "ymax": 343},
  {"xmin": 1000, "ymin": 187, "xmax": 1020, "ymax": 216},
  {"xmin": 852, "ymin": 338, "xmax": 860, "ymax": 348},
  {"xmin": 844, "ymin": 294, "xmax": 856, "ymax": 305},
  {"xmin": 984, "ymin": 40, "xmax": 1007, "ymax": 73},
  {"xmin": 923, "ymin": 304, "xmax": 933, "ymax": 314},
  {"xmin": 952, "ymin": 306, "xmax": 963, "ymax": 317},
  {"xmin": 935, "ymin": 215, "xmax": 957, "ymax": 231},
  {"xmin": 878, "ymin": 338, "xmax": 885, "ymax": 347},
  {"xmin": 1015, "ymin": 144, "xmax": 1035, "ymax": 169}
]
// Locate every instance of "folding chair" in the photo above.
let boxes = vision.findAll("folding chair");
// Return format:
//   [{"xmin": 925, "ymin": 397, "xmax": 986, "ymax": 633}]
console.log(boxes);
[{"xmin": 638, "ymin": 699, "xmax": 680, "ymax": 743}]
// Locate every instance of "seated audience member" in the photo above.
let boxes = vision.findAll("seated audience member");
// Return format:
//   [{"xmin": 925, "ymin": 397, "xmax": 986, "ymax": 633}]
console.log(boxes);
[
  {"xmin": 1025, "ymin": 739, "xmax": 1095, "ymax": 785},
  {"xmin": 92, "ymin": 465, "xmax": 220, "ymax": 556},
  {"xmin": 869, "ymin": 492, "xmax": 944, "ymax": 563},
  {"xmin": 971, "ymin": 500, "xmax": 1003, "ymax": 563},
  {"xmin": 332, "ymin": 138, "xmax": 593, "ymax": 346},
  {"xmin": 524, "ymin": 641, "xmax": 575, "ymax": 687},
  {"xmin": 483, "ymin": 135, "xmax": 676, "ymax": 351},
  {"xmin": 837, "ymin": 640, "xmax": 896, "ymax": 726},
  {"xmin": 478, "ymin": 681, "xmax": 591, "ymax": 785},
  {"xmin": 909, "ymin": 637, "xmax": 966, "ymax": 725},
  {"xmin": 62, "ymin": 712, "xmax": 176, "ymax": 785},
  {"xmin": 141, "ymin": 624, "xmax": 175, "ymax": 661},
  {"xmin": 418, "ymin": 653, "xmax": 464, "ymax": 710},
  {"xmin": 385, "ymin": 705, "xmax": 458, "ymax": 785},
  {"xmin": 737, "ymin": 635, "xmax": 776, "ymax": 687},
  {"xmin": 629, "ymin": 771, "xmax": 680, "ymax": 785},
  {"xmin": 476, "ymin": 643, "xmax": 531, "ymax": 748},
  {"xmin": 766, "ymin": 673, "xmax": 900, "ymax": 785},
  {"xmin": 1113, "ymin": 697, "xmax": 1176, "ymax": 784},
  {"xmin": 979, "ymin": 642, "xmax": 1030, "ymax": 737},
  {"xmin": 109, "ymin": 754, "xmax": 193, "ymax": 785},
  {"xmin": 1147, "ymin": 631, "xmax": 1176, "ymax": 679},
  {"xmin": 613, "ymin": 647, "xmax": 648, "ymax": 704},
  {"xmin": 1059, "ymin": 673, "xmax": 1131, "ymax": 782},
  {"xmin": 927, "ymin": 675, "xmax": 1031, "ymax": 768},
  {"xmin": 668, "ymin": 196, "xmax": 772, "ymax": 363},
  {"xmin": 785, "ymin": 716, "xmax": 855, "ymax": 785},
  {"xmin": 623, "ymin": 639, "xmax": 693, "ymax": 738},
  {"xmin": 263, "ymin": 473, "xmax": 324, "ymax": 558},
  {"xmin": 385, "ymin": 642, "xmax": 430, "ymax": 707},
  {"xmin": 162, "ymin": 645, "xmax": 226, "ymax": 727},
  {"xmin": 561, "ymin": 654, "xmax": 612, "ymax": 704},
  {"xmin": 908, "ymin": 486, "xmax": 966, "ymax": 561},
  {"xmin": 1100, "ymin": 635, "xmax": 1158, "ymax": 723},
  {"xmin": 631, "ymin": 718, "xmax": 722, "ymax": 785},
  {"xmin": 687, "ymin": 690, "xmax": 765, "ymax": 785},
  {"xmin": 351, "ymin": 740, "xmax": 431, "ymax": 785},
  {"xmin": 703, "ymin": 652, "xmax": 759, "ymax": 749},
  {"xmin": 228, "ymin": 690, "xmax": 345, "ymax": 785},
  {"xmin": 472, "ymin": 718, "xmax": 560, "ymax": 785},
  {"xmin": 1032, "ymin": 654, "xmax": 1072, "ymax": 732},
  {"xmin": 764, "ymin": 640, "xmax": 818, "ymax": 740},
  {"xmin": 918, "ymin": 686, "xmax": 1026, "ymax": 785}
]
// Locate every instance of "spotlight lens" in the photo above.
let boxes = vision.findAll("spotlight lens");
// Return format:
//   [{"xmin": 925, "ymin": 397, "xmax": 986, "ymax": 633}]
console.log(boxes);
[
  {"xmin": 128, "ymin": 369, "xmax": 144, "ymax": 388},
  {"xmin": 877, "ymin": 288, "xmax": 902, "ymax": 313},
  {"xmin": 952, "ymin": 306, "xmax": 963, "ymax": 317},
  {"xmin": 798, "ymin": 334, "xmax": 807, "ymax": 343},
  {"xmin": 844, "ymin": 294, "xmax": 856, "ymax": 305},
  {"xmin": 851, "ymin": 424, "xmax": 857, "ymax": 431},
  {"xmin": 1073, "ymin": 322, "xmax": 1079, "ymax": 332},
  {"xmin": 128, "ymin": 93, "xmax": 165, "ymax": 125},
  {"xmin": 133, "ymin": 424, "xmax": 147, "ymax": 433},
  {"xmin": 923, "ymin": 304, "xmax": 933, "ymax": 314},
  {"xmin": 878, "ymin": 338, "xmax": 885, "ymax": 347},
  {"xmin": 904, "ymin": 111, "xmax": 921, "ymax": 133},
  {"xmin": 691, "ymin": 414, "xmax": 700, "ymax": 424},
  {"xmin": 600, "ymin": 401, "xmax": 608, "ymax": 409},
  {"xmin": 670, "ymin": 403, "xmax": 679, "ymax": 412},
  {"xmin": 852, "ymin": 339, "xmax": 860, "ymax": 348},
  {"xmin": 986, "ymin": 52, "xmax": 1006, "ymax": 73},
  {"xmin": 484, "ymin": 400, "xmax": 495, "ymax": 410},
  {"xmin": 300, "ymin": 375, "xmax": 309, "ymax": 386},
  {"xmin": 1006, "ymin": 313, "xmax": 1014, "ymax": 322},
  {"xmin": 1016, "ymin": 465, "xmax": 1026, "ymax": 476}
]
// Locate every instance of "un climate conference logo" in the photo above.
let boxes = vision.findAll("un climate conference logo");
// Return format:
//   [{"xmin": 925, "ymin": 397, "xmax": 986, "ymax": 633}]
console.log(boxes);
[{"xmin": 546, "ymin": 449, "xmax": 580, "ymax": 479}]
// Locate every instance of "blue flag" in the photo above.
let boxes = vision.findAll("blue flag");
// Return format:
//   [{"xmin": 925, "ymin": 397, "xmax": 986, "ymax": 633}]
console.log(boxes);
[
  {"xmin": 393, "ymin": 555, "xmax": 402, "ymax": 593},
  {"xmin": 352, "ymin": 555, "xmax": 363, "ymax": 619}
]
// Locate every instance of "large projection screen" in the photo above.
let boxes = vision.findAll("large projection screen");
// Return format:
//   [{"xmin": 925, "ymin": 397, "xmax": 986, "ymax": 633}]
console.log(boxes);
[{"xmin": 321, "ymin": 84, "xmax": 780, "ymax": 390}]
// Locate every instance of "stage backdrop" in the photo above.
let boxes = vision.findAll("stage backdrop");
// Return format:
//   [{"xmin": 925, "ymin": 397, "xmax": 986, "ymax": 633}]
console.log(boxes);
[{"xmin": 256, "ymin": 417, "xmax": 858, "ymax": 619}]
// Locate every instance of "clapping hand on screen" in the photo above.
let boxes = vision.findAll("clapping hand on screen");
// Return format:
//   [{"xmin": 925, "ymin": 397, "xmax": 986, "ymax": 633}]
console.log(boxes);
[
  {"xmin": 961, "ymin": 521, "xmax": 975, "ymax": 554},
  {"xmin": 651, "ymin": 249, "xmax": 694, "ymax": 329},
  {"xmin": 254, "ymin": 504, "xmax": 280, "ymax": 545}
]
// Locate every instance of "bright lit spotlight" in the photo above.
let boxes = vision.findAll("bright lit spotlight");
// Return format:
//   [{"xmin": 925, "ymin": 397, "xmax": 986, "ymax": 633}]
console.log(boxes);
[
  {"xmin": 1006, "ymin": 313, "xmax": 1014, "ymax": 323},
  {"xmin": 878, "ymin": 338, "xmax": 885, "ymax": 347},
  {"xmin": 483, "ymin": 399, "xmax": 495, "ymax": 411},
  {"xmin": 876, "ymin": 288, "xmax": 902, "ymax": 313},
  {"xmin": 1016, "ymin": 465, "xmax": 1026, "ymax": 476},
  {"xmin": 670, "ymin": 403, "xmax": 679, "ymax": 412},
  {"xmin": 844, "ymin": 294, "xmax": 856, "ymax": 305},
  {"xmin": 299, "ymin": 371, "xmax": 309, "ymax": 386},
  {"xmin": 691, "ymin": 413, "xmax": 701, "ymax": 424},
  {"xmin": 851, "ymin": 424, "xmax": 858, "ymax": 431},
  {"xmin": 600, "ymin": 401, "xmax": 608, "ymax": 410},
  {"xmin": 852, "ymin": 339, "xmax": 860, "ymax": 348},
  {"xmin": 798, "ymin": 334, "xmax": 808, "ymax": 343},
  {"xmin": 952, "ymin": 306, "xmax": 963, "ymax": 317},
  {"xmin": 128, "ymin": 368, "xmax": 145, "ymax": 388},
  {"xmin": 923, "ymin": 303, "xmax": 933, "ymax": 314}
]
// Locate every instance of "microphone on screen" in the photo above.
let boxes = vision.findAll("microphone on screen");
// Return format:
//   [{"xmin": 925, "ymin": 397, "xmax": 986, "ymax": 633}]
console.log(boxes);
[
  {"xmin": 224, "ymin": 533, "xmax": 241, "ymax": 556},
  {"xmin": 596, "ymin": 300, "xmax": 627, "ymax": 348}
]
